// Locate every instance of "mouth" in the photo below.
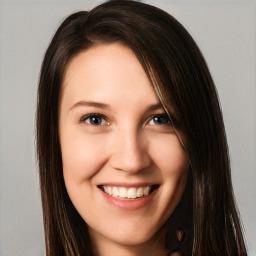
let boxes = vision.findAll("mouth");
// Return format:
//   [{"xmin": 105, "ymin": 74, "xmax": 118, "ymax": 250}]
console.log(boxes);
[{"xmin": 98, "ymin": 185, "xmax": 160, "ymax": 200}]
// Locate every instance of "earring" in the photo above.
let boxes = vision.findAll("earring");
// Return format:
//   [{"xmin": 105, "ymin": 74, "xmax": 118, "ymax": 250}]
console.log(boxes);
[
  {"xmin": 168, "ymin": 229, "xmax": 184, "ymax": 256},
  {"xmin": 177, "ymin": 228, "xmax": 185, "ymax": 242}
]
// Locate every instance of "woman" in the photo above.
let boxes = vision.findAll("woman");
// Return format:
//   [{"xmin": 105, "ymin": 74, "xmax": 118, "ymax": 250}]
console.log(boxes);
[{"xmin": 36, "ymin": 1, "xmax": 247, "ymax": 255}]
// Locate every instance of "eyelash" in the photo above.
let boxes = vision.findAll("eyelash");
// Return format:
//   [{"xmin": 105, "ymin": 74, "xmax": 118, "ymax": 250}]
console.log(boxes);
[{"xmin": 79, "ymin": 113, "xmax": 171, "ymax": 127}]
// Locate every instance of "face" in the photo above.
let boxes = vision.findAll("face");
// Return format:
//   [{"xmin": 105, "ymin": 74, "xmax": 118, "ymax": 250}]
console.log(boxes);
[{"xmin": 59, "ymin": 43, "xmax": 189, "ymax": 251}]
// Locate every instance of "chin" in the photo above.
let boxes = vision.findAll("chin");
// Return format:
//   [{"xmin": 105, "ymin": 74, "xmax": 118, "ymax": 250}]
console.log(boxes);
[{"xmin": 90, "ymin": 222, "xmax": 166, "ymax": 248}]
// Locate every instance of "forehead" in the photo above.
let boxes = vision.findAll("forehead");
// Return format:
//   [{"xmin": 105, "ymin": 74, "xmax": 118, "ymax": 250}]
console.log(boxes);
[
  {"xmin": 63, "ymin": 43, "xmax": 146, "ymax": 84},
  {"xmin": 60, "ymin": 42, "xmax": 159, "ymax": 108}
]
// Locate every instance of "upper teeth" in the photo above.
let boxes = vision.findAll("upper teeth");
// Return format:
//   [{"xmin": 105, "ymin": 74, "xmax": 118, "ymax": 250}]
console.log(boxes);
[{"xmin": 102, "ymin": 186, "xmax": 151, "ymax": 199}]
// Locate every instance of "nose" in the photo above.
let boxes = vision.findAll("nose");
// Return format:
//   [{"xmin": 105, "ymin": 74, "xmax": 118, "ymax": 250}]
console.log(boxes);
[{"xmin": 109, "ymin": 128, "xmax": 151, "ymax": 173}]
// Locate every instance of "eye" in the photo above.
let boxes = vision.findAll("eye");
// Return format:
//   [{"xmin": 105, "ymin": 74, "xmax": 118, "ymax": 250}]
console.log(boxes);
[
  {"xmin": 149, "ymin": 114, "xmax": 171, "ymax": 126},
  {"xmin": 80, "ymin": 114, "xmax": 109, "ymax": 126}
]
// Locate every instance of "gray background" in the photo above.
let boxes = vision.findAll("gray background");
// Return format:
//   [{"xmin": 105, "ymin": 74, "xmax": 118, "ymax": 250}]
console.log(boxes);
[{"xmin": 0, "ymin": 0, "xmax": 255, "ymax": 255}]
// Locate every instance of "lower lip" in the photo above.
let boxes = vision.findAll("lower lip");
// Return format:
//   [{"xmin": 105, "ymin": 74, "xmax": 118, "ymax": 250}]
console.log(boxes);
[{"xmin": 99, "ymin": 188, "xmax": 158, "ymax": 210}]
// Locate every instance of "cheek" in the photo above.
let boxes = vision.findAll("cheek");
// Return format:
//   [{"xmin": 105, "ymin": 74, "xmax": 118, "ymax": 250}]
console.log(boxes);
[
  {"xmin": 150, "ymin": 134, "xmax": 189, "ymax": 177},
  {"xmin": 60, "ymin": 130, "xmax": 108, "ymax": 183}
]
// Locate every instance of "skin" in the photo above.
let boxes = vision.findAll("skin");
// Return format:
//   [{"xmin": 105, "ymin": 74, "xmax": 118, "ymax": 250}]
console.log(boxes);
[{"xmin": 58, "ymin": 42, "xmax": 189, "ymax": 256}]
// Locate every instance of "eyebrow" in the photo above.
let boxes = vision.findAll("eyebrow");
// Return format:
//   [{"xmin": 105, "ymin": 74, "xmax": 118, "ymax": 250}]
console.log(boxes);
[
  {"xmin": 69, "ymin": 101, "xmax": 111, "ymax": 112},
  {"xmin": 69, "ymin": 100, "xmax": 163, "ymax": 113},
  {"xmin": 146, "ymin": 103, "xmax": 163, "ymax": 112}
]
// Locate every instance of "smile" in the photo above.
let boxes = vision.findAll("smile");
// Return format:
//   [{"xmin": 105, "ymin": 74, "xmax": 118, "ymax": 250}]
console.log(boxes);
[{"xmin": 99, "ymin": 185, "xmax": 159, "ymax": 200}]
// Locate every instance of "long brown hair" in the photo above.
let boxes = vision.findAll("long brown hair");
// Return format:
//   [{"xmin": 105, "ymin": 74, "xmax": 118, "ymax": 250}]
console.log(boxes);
[{"xmin": 36, "ymin": 1, "xmax": 247, "ymax": 255}]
